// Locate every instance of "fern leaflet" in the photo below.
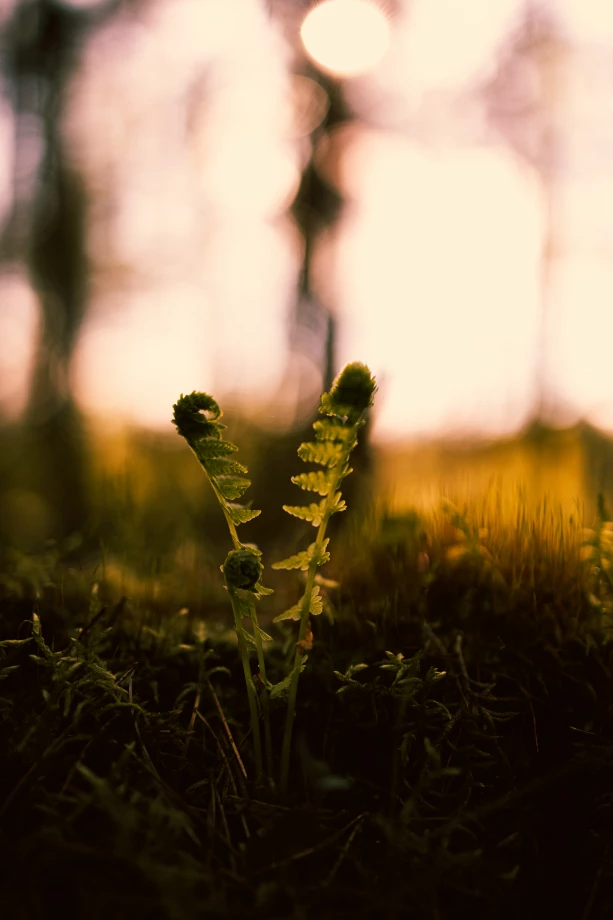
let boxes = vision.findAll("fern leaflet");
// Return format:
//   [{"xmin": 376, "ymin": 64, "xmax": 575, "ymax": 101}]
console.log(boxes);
[{"xmin": 172, "ymin": 392, "xmax": 261, "ymax": 539}]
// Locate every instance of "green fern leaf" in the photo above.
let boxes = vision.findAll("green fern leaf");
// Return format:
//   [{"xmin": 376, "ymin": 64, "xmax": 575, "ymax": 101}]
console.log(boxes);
[
  {"xmin": 322, "ymin": 362, "xmax": 377, "ymax": 421},
  {"xmin": 310, "ymin": 538, "xmax": 331, "ymax": 566},
  {"xmin": 205, "ymin": 458, "xmax": 248, "ymax": 477},
  {"xmin": 329, "ymin": 492, "xmax": 347, "ymax": 516},
  {"xmin": 255, "ymin": 624, "xmax": 273, "ymax": 642},
  {"xmin": 309, "ymin": 585, "xmax": 323, "ymax": 615},
  {"xmin": 215, "ymin": 476, "xmax": 251, "ymax": 500},
  {"xmin": 272, "ymin": 363, "xmax": 376, "ymax": 793},
  {"xmin": 271, "ymin": 538, "xmax": 330, "ymax": 571},
  {"xmin": 273, "ymin": 586, "xmax": 323, "ymax": 622},
  {"xmin": 268, "ymin": 662, "xmax": 307, "ymax": 701},
  {"xmin": 226, "ymin": 504, "xmax": 261, "ymax": 525},
  {"xmin": 312, "ymin": 418, "xmax": 356, "ymax": 444},
  {"xmin": 193, "ymin": 439, "xmax": 238, "ymax": 458},
  {"xmin": 271, "ymin": 550, "xmax": 311, "ymax": 571},
  {"xmin": 282, "ymin": 500, "xmax": 326, "ymax": 527},
  {"xmin": 172, "ymin": 393, "xmax": 260, "ymax": 531},
  {"xmin": 238, "ymin": 626, "xmax": 257, "ymax": 649},
  {"xmin": 272, "ymin": 600, "xmax": 302, "ymax": 622},
  {"xmin": 297, "ymin": 441, "xmax": 343, "ymax": 467},
  {"xmin": 290, "ymin": 471, "xmax": 332, "ymax": 495}
]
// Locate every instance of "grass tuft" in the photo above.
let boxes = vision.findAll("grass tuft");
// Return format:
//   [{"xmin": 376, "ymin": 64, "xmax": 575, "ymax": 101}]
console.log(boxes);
[{"xmin": 2, "ymin": 446, "xmax": 613, "ymax": 917}]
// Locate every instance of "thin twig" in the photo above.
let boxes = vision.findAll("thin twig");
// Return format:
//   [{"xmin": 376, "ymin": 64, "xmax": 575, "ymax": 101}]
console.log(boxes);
[
  {"xmin": 78, "ymin": 605, "xmax": 107, "ymax": 642},
  {"xmin": 456, "ymin": 677, "xmax": 470, "ymax": 713},
  {"xmin": 225, "ymin": 795, "xmax": 294, "ymax": 815},
  {"xmin": 208, "ymin": 776, "xmax": 216, "ymax": 836},
  {"xmin": 422, "ymin": 621, "xmax": 448, "ymax": 658},
  {"xmin": 196, "ymin": 710, "xmax": 250, "ymax": 839},
  {"xmin": 322, "ymin": 812, "xmax": 368, "ymax": 888},
  {"xmin": 214, "ymin": 784, "xmax": 237, "ymax": 874},
  {"xmin": 200, "ymin": 706, "xmax": 250, "ymax": 803},
  {"xmin": 454, "ymin": 633, "xmax": 470, "ymax": 685},
  {"xmin": 196, "ymin": 710, "xmax": 233, "ymax": 779},
  {"xmin": 206, "ymin": 678, "xmax": 248, "ymax": 783},
  {"xmin": 249, "ymin": 811, "xmax": 369, "ymax": 877},
  {"xmin": 183, "ymin": 689, "xmax": 201, "ymax": 759}
]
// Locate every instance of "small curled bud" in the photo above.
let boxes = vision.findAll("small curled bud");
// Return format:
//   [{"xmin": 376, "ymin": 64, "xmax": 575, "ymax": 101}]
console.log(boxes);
[
  {"xmin": 172, "ymin": 392, "xmax": 223, "ymax": 440},
  {"xmin": 223, "ymin": 548, "xmax": 263, "ymax": 592},
  {"xmin": 321, "ymin": 362, "xmax": 376, "ymax": 422},
  {"xmin": 331, "ymin": 363, "xmax": 376, "ymax": 412}
]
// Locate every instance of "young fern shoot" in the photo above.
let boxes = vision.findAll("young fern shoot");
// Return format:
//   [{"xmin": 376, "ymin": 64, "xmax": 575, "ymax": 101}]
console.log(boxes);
[
  {"xmin": 172, "ymin": 392, "xmax": 274, "ymax": 782},
  {"xmin": 272, "ymin": 362, "xmax": 377, "ymax": 794}
]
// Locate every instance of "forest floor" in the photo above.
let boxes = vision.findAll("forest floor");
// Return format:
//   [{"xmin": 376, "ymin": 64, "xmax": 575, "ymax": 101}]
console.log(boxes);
[{"xmin": 2, "ymin": 495, "xmax": 613, "ymax": 919}]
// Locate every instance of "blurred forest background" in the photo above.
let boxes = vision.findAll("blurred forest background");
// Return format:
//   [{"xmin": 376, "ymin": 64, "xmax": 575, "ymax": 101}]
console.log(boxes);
[{"xmin": 2, "ymin": 0, "xmax": 613, "ymax": 613}]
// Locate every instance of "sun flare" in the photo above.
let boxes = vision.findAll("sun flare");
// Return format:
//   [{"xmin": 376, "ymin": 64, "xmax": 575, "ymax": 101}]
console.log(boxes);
[{"xmin": 300, "ymin": 0, "xmax": 391, "ymax": 78}]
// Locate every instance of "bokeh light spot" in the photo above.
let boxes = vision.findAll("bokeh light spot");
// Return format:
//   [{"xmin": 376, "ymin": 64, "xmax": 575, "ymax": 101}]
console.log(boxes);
[{"xmin": 301, "ymin": 0, "xmax": 391, "ymax": 78}]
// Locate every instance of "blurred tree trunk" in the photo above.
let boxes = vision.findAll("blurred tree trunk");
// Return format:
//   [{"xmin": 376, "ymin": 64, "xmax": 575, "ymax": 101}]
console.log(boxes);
[
  {"xmin": 483, "ymin": 3, "xmax": 569, "ymax": 424},
  {"xmin": 2, "ymin": 0, "xmax": 91, "ymax": 539},
  {"xmin": 259, "ymin": 60, "xmax": 375, "ymax": 556}
]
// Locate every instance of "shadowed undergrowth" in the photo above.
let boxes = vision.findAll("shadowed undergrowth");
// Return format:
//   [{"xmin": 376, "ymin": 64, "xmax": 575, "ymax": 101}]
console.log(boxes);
[{"xmin": 2, "ymin": 494, "xmax": 613, "ymax": 919}]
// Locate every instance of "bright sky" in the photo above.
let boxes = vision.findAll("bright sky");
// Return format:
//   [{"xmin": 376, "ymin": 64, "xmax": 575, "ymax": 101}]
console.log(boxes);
[
  {"xmin": 300, "ymin": 0, "xmax": 391, "ymax": 77},
  {"xmin": 2, "ymin": 0, "xmax": 613, "ymax": 441},
  {"xmin": 328, "ymin": 129, "xmax": 543, "ymax": 440}
]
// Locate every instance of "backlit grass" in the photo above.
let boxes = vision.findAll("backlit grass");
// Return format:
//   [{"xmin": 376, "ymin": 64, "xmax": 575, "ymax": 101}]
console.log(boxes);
[{"xmin": 2, "ymin": 469, "xmax": 613, "ymax": 918}]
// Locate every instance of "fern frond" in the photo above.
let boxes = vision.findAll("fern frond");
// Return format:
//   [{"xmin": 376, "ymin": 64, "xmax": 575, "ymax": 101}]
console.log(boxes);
[
  {"xmin": 320, "ymin": 361, "xmax": 376, "ymax": 422},
  {"xmin": 172, "ymin": 392, "xmax": 262, "ymax": 540},
  {"xmin": 215, "ymin": 476, "xmax": 251, "ymax": 500},
  {"xmin": 271, "ymin": 538, "xmax": 330, "ymax": 571},
  {"xmin": 271, "ymin": 549, "xmax": 311, "ymax": 571},
  {"xmin": 273, "ymin": 601, "xmax": 301, "ymax": 622},
  {"xmin": 172, "ymin": 391, "xmax": 274, "ymax": 782},
  {"xmin": 268, "ymin": 662, "xmax": 307, "ymax": 702},
  {"xmin": 226, "ymin": 504, "xmax": 261, "ymax": 525},
  {"xmin": 193, "ymin": 439, "xmax": 238, "ymax": 458},
  {"xmin": 275, "ymin": 362, "xmax": 377, "ymax": 794},
  {"xmin": 297, "ymin": 440, "xmax": 343, "ymax": 467},
  {"xmin": 282, "ymin": 501, "xmax": 327, "ymax": 527},
  {"xmin": 273, "ymin": 586, "xmax": 323, "ymax": 622},
  {"xmin": 329, "ymin": 492, "xmax": 347, "ymax": 515},
  {"xmin": 290, "ymin": 470, "xmax": 332, "ymax": 495},
  {"xmin": 312, "ymin": 417, "xmax": 356, "ymax": 443},
  {"xmin": 255, "ymin": 624, "xmax": 273, "ymax": 642},
  {"xmin": 239, "ymin": 626, "xmax": 258, "ymax": 649},
  {"xmin": 205, "ymin": 458, "xmax": 248, "ymax": 477}
]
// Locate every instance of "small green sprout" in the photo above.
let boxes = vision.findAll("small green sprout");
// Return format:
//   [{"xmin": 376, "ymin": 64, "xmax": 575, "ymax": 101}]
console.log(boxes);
[
  {"xmin": 172, "ymin": 392, "xmax": 273, "ymax": 783},
  {"xmin": 272, "ymin": 361, "xmax": 376, "ymax": 794},
  {"xmin": 172, "ymin": 363, "xmax": 375, "ymax": 794},
  {"xmin": 222, "ymin": 547, "xmax": 263, "ymax": 592}
]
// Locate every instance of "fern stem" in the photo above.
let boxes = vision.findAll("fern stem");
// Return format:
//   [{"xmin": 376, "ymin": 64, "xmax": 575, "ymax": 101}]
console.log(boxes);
[
  {"xmin": 279, "ymin": 461, "xmax": 347, "ymax": 796},
  {"xmin": 173, "ymin": 400, "xmax": 266, "ymax": 782},
  {"xmin": 249, "ymin": 599, "xmax": 274, "ymax": 781},
  {"xmin": 188, "ymin": 446, "xmax": 242, "ymax": 550},
  {"xmin": 208, "ymin": 475, "xmax": 241, "ymax": 550},
  {"xmin": 195, "ymin": 452, "xmax": 264, "ymax": 772},
  {"xmin": 228, "ymin": 589, "xmax": 263, "ymax": 781}
]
